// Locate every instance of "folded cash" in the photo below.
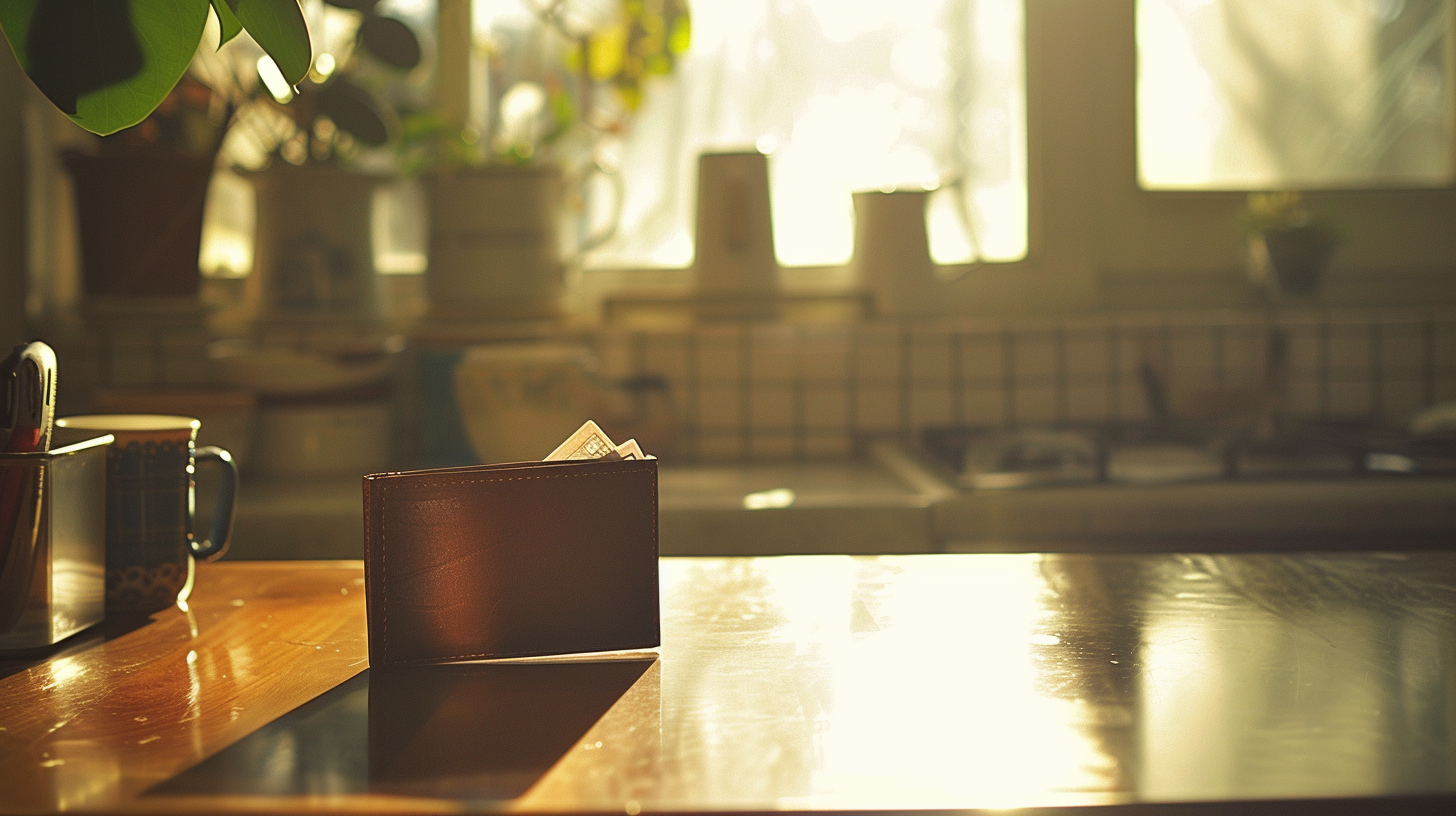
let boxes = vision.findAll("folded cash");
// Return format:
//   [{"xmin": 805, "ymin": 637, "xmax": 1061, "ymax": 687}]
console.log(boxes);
[
  {"xmin": 545, "ymin": 420, "xmax": 617, "ymax": 461},
  {"xmin": 545, "ymin": 421, "xmax": 654, "ymax": 462}
]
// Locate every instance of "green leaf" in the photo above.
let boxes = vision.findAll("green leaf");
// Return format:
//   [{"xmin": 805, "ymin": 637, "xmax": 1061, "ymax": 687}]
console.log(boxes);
[
  {"xmin": 0, "ymin": 0, "xmax": 211, "ymax": 136},
  {"xmin": 0, "ymin": 4, "xmax": 39, "ymax": 75},
  {"xmin": 317, "ymin": 79, "xmax": 390, "ymax": 146},
  {"xmin": 228, "ymin": 0, "xmax": 311, "ymax": 87},
  {"xmin": 210, "ymin": 0, "xmax": 243, "ymax": 49},
  {"xmin": 359, "ymin": 15, "xmax": 420, "ymax": 70}
]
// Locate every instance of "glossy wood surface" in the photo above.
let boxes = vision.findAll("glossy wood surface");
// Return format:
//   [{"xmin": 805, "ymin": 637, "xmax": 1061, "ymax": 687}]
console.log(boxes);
[
  {"xmin": 0, "ymin": 562, "xmax": 369, "ymax": 812},
  {"xmin": 3, "ymin": 554, "xmax": 1456, "ymax": 814}
]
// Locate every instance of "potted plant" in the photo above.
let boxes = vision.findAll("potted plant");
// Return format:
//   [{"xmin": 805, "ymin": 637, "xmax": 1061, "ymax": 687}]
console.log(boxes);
[
  {"xmin": 1, "ymin": 2, "xmax": 315, "ymax": 301},
  {"xmin": 406, "ymin": 116, "xmax": 585, "ymax": 322},
  {"xmin": 229, "ymin": 0, "xmax": 423, "ymax": 323},
  {"xmin": 61, "ymin": 77, "xmax": 233, "ymax": 300},
  {"xmin": 401, "ymin": 0, "xmax": 690, "ymax": 322},
  {"xmin": 1240, "ymin": 191, "xmax": 1340, "ymax": 297}
]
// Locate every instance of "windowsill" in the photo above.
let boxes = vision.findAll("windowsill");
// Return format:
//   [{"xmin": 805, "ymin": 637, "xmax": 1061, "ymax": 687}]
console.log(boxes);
[{"xmin": 188, "ymin": 261, "xmax": 1456, "ymax": 340}]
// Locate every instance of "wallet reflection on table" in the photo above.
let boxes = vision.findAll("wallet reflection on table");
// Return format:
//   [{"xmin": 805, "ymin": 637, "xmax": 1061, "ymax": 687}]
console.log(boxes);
[{"xmin": 151, "ymin": 658, "xmax": 658, "ymax": 799}]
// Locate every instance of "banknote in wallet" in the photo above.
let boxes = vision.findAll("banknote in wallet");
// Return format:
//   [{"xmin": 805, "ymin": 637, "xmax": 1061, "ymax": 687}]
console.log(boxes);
[{"xmin": 544, "ymin": 421, "xmax": 654, "ymax": 462}]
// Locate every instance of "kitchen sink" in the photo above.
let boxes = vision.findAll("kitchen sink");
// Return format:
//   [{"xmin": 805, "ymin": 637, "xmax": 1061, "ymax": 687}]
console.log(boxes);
[
  {"xmin": 657, "ymin": 444, "xmax": 951, "ymax": 555},
  {"xmin": 933, "ymin": 477, "xmax": 1456, "ymax": 553}
]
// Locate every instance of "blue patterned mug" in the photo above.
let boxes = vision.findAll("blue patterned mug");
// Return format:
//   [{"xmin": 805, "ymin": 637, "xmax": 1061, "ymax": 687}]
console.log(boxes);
[{"xmin": 54, "ymin": 415, "xmax": 237, "ymax": 614}]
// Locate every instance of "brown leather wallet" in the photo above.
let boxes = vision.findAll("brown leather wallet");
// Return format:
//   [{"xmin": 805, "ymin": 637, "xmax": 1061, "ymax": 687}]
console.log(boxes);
[{"xmin": 363, "ymin": 457, "xmax": 659, "ymax": 667}]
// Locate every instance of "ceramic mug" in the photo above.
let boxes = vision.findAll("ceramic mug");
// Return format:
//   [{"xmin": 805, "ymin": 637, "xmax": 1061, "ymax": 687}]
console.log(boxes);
[{"xmin": 54, "ymin": 415, "xmax": 237, "ymax": 614}]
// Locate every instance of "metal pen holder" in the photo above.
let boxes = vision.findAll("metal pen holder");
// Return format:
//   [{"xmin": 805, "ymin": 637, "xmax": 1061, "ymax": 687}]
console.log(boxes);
[{"xmin": 0, "ymin": 434, "xmax": 111, "ymax": 652}]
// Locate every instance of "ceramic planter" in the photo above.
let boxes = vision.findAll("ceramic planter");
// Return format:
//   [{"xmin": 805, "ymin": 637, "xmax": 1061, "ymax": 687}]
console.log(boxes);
[
  {"xmin": 424, "ymin": 165, "xmax": 567, "ymax": 320},
  {"xmin": 249, "ymin": 164, "xmax": 386, "ymax": 320}
]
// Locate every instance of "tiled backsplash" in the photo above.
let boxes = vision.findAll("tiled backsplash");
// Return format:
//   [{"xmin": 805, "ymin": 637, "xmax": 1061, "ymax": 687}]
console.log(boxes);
[
  {"xmin": 598, "ymin": 308, "xmax": 1456, "ymax": 461},
  {"xmin": 59, "ymin": 305, "xmax": 1456, "ymax": 465}
]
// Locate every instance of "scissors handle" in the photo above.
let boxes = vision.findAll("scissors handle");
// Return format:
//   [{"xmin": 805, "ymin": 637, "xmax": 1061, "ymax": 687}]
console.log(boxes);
[{"xmin": 2, "ymin": 341, "xmax": 57, "ymax": 454}]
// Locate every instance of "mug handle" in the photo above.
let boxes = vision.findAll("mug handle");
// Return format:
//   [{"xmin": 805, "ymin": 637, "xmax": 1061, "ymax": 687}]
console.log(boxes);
[
  {"xmin": 573, "ymin": 158, "xmax": 625, "ymax": 255},
  {"xmin": 189, "ymin": 446, "xmax": 238, "ymax": 562},
  {"xmin": 933, "ymin": 173, "xmax": 980, "ymax": 283}
]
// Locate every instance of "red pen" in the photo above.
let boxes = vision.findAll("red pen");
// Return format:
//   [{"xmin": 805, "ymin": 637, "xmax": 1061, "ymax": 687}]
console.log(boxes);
[{"xmin": 1, "ymin": 342, "xmax": 57, "ymax": 615}]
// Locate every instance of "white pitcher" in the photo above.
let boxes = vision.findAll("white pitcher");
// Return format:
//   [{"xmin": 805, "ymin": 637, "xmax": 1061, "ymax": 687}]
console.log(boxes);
[{"xmin": 849, "ymin": 187, "xmax": 971, "ymax": 317}]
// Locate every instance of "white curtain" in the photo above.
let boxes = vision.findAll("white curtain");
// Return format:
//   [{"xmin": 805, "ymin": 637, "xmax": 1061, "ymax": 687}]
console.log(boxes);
[{"xmin": 1138, "ymin": 0, "xmax": 1452, "ymax": 189}]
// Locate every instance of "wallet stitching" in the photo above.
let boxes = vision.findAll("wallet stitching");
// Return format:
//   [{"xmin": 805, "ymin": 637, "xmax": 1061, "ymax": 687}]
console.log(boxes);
[
  {"xmin": 377, "ymin": 465, "xmax": 654, "ymax": 664},
  {"xmin": 381, "ymin": 467, "xmax": 650, "ymax": 489}
]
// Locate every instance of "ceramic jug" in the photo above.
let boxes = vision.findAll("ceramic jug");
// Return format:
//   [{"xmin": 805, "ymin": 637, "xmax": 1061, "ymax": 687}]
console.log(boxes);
[{"xmin": 849, "ymin": 188, "xmax": 970, "ymax": 317}]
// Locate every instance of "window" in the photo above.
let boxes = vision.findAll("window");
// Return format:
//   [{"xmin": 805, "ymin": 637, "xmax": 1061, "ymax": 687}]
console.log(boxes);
[
  {"xmin": 1138, "ymin": 0, "xmax": 1454, "ymax": 190},
  {"xmin": 475, "ymin": 0, "xmax": 1028, "ymax": 269},
  {"xmin": 197, "ymin": 0, "xmax": 1027, "ymax": 282}
]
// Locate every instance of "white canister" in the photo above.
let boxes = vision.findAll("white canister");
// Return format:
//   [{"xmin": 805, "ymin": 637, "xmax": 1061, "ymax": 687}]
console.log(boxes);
[{"xmin": 692, "ymin": 151, "xmax": 779, "ymax": 306}]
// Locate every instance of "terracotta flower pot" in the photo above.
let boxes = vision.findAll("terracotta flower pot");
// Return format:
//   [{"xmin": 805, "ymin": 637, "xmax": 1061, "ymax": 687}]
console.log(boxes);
[{"xmin": 64, "ymin": 151, "xmax": 214, "ymax": 299}]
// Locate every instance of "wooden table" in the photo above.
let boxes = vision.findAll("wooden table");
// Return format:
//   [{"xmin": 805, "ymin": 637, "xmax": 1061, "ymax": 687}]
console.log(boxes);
[{"xmin": 3, "ymin": 553, "xmax": 1456, "ymax": 814}]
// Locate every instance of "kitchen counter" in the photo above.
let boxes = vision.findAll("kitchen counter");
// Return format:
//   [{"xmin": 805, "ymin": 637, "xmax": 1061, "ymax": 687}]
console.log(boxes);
[
  {"xmin": 4, "ymin": 554, "xmax": 1456, "ymax": 813},
  {"xmin": 225, "ymin": 444, "xmax": 1456, "ymax": 560},
  {"xmin": 227, "ymin": 446, "xmax": 946, "ymax": 559},
  {"xmin": 936, "ymin": 476, "xmax": 1456, "ymax": 552}
]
